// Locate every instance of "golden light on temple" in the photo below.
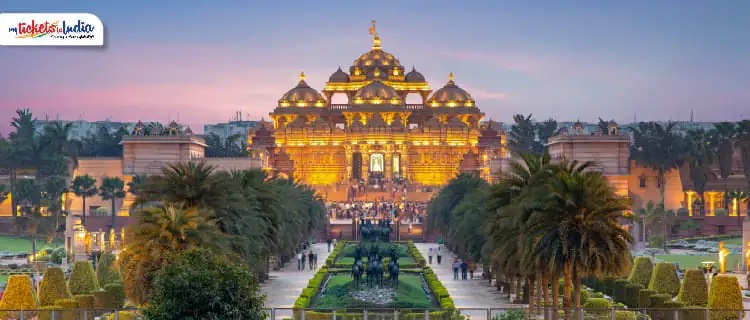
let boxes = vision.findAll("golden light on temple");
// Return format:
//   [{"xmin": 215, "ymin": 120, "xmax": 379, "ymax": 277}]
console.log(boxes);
[
  {"xmin": 449, "ymin": 72, "xmax": 454, "ymax": 81},
  {"xmin": 299, "ymin": 71, "xmax": 306, "ymax": 81}
]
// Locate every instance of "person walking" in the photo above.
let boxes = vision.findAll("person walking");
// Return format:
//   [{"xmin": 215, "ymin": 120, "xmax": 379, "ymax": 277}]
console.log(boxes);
[
  {"xmin": 469, "ymin": 262, "xmax": 475, "ymax": 280},
  {"xmin": 461, "ymin": 260, "xmax": 468, "ymax": 280},
  {"xmin": 297, "ymin": 252, "xmax": 303, "ymax": 270},
  {"xmin": 300, "ymin": 252, "xmax": 306, "ymax": 271},
  {"xmin": 428, "ymin": 248, "xmax": 434, "ymax": 264},
  {"xmin": 437, "ymin": 247, "xmax": 442, "ymax": 264},
  {"xmin": 453, "ymin": 259, "xmax": 460, "ymax": 280},
  {"xmin": 327, "ymin": 238, "xmax": 332, "ymax": 252},
  {"xmin": 308, "ymin": 251, "xmax": 314, "ymax": 270}
]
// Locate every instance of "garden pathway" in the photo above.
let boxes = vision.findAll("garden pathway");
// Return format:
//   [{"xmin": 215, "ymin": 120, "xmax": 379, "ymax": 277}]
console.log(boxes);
[
  {"xmin": 261, "ymin": 243, "xmax": 332, "ymax": 309},
  {"xmin": 414, "ymin": 243, "xmax": 512, "ymax": 309}
]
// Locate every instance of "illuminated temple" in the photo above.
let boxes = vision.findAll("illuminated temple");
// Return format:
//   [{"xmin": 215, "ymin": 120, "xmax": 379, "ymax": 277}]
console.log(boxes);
[{"xmin": 250, "ymin": 25, "xmax": 506, "ymax": 190}]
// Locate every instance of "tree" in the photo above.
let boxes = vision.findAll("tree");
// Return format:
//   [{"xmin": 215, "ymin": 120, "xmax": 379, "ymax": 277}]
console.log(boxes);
[
  {"xmin": 127, "ymin": 174, "xmax": 147, "ymax": 210},
  {"xmin": 736, "ymin": 120, "xmax": 750, "ymax": 218},
  {"xmin": 145, "ymin": 248, "xmax": 267, "ymax": 320},
  {"xmin": 99, "ymin": 177, "xmax": 126, "ymax": 240},
  {"xmin": 136, "ymin": 161, "xmax": 225, "ymax": 209},
  {"xmin": 631, "ymin": 122, "xmax": 688, "ymax": 206},
  {"xmin": 426, "ymin": 172, "xmax": 488, "ymax": 235},
  {"xmin": 686, "ymin": 129, "xmax": 716, "ymax": 216},
  {"xmin": 535, "ymin": 119, "xmax": 558, "ymax": 153},
  {"xmin": 71, "ymin": 175, "xmax": 98, "ymax": 224},
  {"xmin": 205, "ymin": 133, "xmax": 247, "ymax": 157},
  {"xmin": 41, "ymin": 175, "xmax": 68, "ymax": 241},
  {"xmin": 681, "ymin": 220, "xmax": 700, "ymax": 237},
  {"xmin": 636, "ymin": 201, "xmax": 673, "ymax": 247},
  {"xmin": 728, "ymin": 190, "xmax": 748, "ymax": 216},
  {"xmin": 0, "ymin": 184, "xmax": 8, "ymax": 206},
  {"xmin": 508, "ymin": 114, "xmax": 537, "ymax": 155},
  {"xmin": 710, "ymin": 122, "xmax": 736, "ymax": 210}
]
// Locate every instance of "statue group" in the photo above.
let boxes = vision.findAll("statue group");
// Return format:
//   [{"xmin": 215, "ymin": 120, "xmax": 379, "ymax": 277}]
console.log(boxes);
[
  {"xmin": 351, "ymin": 244, "xmax": 400, "ymax": 289},
  {"xmin": 359, "ymin": 219, "xmax": 393, "ymax": 242}
]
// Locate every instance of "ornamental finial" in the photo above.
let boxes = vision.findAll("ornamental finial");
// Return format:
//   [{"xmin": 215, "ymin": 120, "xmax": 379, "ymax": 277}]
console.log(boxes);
[
  {"xmin": 449, "ymin": 72, "xmax": 454, "ymax": 81},
  {"xmin": 370, "ymin": 20, "xmax": 381, "ymax": 49},
  {"xmin": 299, "ymin": 71, "xmax": 306, "ymax": 81},
  {"xmin": 370, "ymin": 20, "xmax": 376, "ymax": 36}
]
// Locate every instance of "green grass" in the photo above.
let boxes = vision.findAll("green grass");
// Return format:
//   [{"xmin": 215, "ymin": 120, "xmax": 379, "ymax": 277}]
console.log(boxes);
[
  {"xmin": 655, "ymin": 254, "xmax": 741, "ymax": 270},
  {"xmin": 338, "ymin": 257, "xmax": 416, "ymax": 265},
  {"xmin": 721, "ymin": 237, "xmax": 742, "ymax": 246},
  {"xmin": 0, "ymin": 235, "xmax": 62, "ymax": 253},
  {"xmin": 314, "ymin": 274, "xmax": 433, "ymax": 309},
  {"xmin": 0, "ymin": 275, "xmax": 7, "ymax": 286}
]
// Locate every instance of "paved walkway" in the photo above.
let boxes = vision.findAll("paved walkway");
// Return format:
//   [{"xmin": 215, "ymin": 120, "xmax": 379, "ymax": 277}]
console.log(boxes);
[
  {"xmin": 261, "ymin": 243, "xmax": 332, "ymax": 309},
  {"xmin": 414, "ymin": 243, "xmax": 511, "ymax": 308}
]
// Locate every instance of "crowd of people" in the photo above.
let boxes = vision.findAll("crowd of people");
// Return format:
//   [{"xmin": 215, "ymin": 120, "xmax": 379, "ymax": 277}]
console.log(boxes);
[
  {"xmin": 326, "ymin": 201, "xmax": 425, "ymax": 223},
  {"xmin": 296, "ymin": 241, "xmax": 319, "ymax": 271},
  {"xmin": 347, "ymin": 176, "xmax": 410, "ymax": 200}
]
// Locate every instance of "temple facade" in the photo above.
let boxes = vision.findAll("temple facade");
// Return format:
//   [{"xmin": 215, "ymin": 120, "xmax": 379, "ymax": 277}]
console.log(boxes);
[{"xmin": 250, "ymin": 29, "xmax": 506, "ymax": 188}]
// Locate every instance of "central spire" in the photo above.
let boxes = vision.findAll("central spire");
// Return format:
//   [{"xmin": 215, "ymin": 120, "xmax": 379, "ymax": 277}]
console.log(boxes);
[{"xmin": 370, "ymin": 20, "xmax": 381, "ymax": 50}]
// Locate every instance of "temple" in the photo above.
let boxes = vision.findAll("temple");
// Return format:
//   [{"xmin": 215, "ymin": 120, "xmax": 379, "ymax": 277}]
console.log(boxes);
[{"xmin": 250, "ymin": 25, "xmax": 506, "ymax": 196}]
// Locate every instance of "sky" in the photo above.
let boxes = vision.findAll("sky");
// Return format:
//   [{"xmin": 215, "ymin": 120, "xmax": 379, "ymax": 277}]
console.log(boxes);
[{"xmin": 1, "ymin": 0, "xmax": 749, "ymax": 135}]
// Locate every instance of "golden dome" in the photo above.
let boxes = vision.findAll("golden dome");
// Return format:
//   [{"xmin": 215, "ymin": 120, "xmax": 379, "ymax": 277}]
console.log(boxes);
[
  {"xmin": 350, "ymin": 35, "xmax": 405, "ymax": 80},
  {"xmin": 278, "ymin": 72, "xmax": 327, "ymax": 108},
  {"xmin": 353, "ymin": 80, "xmax": 403, "ymax": 105},
  {"xmin": 405, "ymin": 66, "xmax": 425, "ymax": 82},
  {"xmin": 427, "ymin": 72, "xmax": 475, "ymax": 107},
  {"xmin": 328, "ymin": 67, "xmax": 350, "ymax": 83}
]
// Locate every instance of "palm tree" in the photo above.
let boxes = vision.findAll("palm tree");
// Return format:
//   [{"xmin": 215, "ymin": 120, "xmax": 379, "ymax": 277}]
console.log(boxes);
[
  {"xmin": 136, "ymin": 161, "xmax": 225, "ymax": 209},
  {"xmin": 686, "ymin": 129, "xmax": 716, "ymax": 216},
  {"xmin": 71, "ymin": 175, "xmax": 98, "ymax": 224},
  {"xmin": 426, "ymin": 172, "xmax": 487, "ymax": 237},
  {"xmin": 728, "ymin": 190, "xmax": 748, "ymax": 216},
  {"xmin": 710, "ymin": 122, "xmax": 736, "ymax": 210},
  {"xmin": 99, "ymin": 177, "xmax": 126, "ymax": 239},
  {"xmin": 535, "ymin": 119, "xmax": 559, "ymax": 153},
  {"xmin": 508, "ymin": 114, "xmax": 537, "ymax": 155},
  {"xmin": 127, "ymin": 174, "xmax": 148, "ymax": 210},
  {"xmin": 41, "ymin": 175, "xmax": 68, "ymax": 241},
  {"xmin": 736, "ymin": 120, "xmax": 750, "ymax": 218},
  {"xmin": 630, "ymin": 121, "xmax": 688, "ymax": 206}
]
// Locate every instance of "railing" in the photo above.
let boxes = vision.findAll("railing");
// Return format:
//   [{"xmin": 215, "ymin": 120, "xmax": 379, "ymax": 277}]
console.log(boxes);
[
  {"xmin": 264, "ymin": 308, "xmax": 750, "ymax": 320},
  {"xmin": 405, "ymin": 104, "xmax": 424, "ymax": 110},
  {"xmin": 329, "ymin": 104, "xmax": 350, "ymax": 110}
]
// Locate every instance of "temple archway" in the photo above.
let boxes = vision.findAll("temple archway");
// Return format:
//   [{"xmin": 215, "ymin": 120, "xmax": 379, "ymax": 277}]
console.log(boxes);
[{"xmin": 370, "ymin": 153, "xmax": 385, "ymax": 181}]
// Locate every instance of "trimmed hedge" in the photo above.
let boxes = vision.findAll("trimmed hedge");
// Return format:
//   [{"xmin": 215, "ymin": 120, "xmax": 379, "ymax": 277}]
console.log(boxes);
[
  {"xmin": 615, "ymin": 311, "xmax": 638, "ymax": 320},
  {"xmin": 628, "ymin": 256, "xmax": 654, "ymax": 288},
  {"xmin": 68, "ymin": 260, "xmax": 99, "ymax": 295},
  {"xmin": 648, "ymin": 263, "xmax": 680, "ymax": 297},
  {"xmin": 707, "ymin": 275, "xmax": 743, "ymax": 320},
  {"xmin": 664, "ymin": 300, "xmax": 686, "ymax": 320},
  {"xmin": 648, "ymin": 294, "xmax": 671, "ymax": 320},
  {"xmin": 583, "ymin": 297, "xmax": 612, "ymax": 309},
  {"xmin": 96, "ymin": 252, "xmax": 121, "ymax": 287},
  {"xmin": 103, "ymin": 283, "xmax": 126, "ymax": 309},
  {"xmin": 53, "ymin": 298, "xmax": 79, "ymax": 320},
  {"xmin": 0, "ymin": 275, "xmax": 38, "ymax": 319},
  {"xmin": 624, "ymin": 283, "xmax": 644, "ymax": 308},
  {"xmin": 639, "ymin": 289, "xmax": 657, "ymax": 309},
  {"xmin": 677, "ymin": 269, "xmax": 707, "ymax": 307},
  {"xmin": 613, "ymin": 279, "xmax": 630, "ymax": 303},
  {"xmin": 38, "ymin": 267, "xmax": 70, "ymax": 307}
]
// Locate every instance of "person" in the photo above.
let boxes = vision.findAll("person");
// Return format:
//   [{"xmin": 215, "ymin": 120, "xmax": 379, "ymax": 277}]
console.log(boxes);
[
  {"xmin": 301, "ymin": 252, "xmax": 306, "ymax": 270},
  {"xmin": 428, "ymin": 248, "xmax": 434, "ymax": 264},
  {"xmin": 469, "ymin": 262, "xmax": 475, "ymax": 280},
  {"xmin": 314, "ymin": 253, "xmax": 318, "ymax": 270},
  {"xmin": 327, "ymin": 238, "xmax": 332, "ymax": 252},
  {"xmin": 461, "ymin": 260, "xmax": 468, "ymax": 280},
  {"xmin": 308, "ymin": 251, "xmax": 314, "ymax": 270},
  {"xmin": 437, "ymin": 247, "xmax": 442, "ymax": 264},
  {"xmin": 297, "ymin": 252, "xmax": 303, "ymax": 270},
  {"xmin": 453, "ymin": 259, "xmax": 460, "ymax": 280}
]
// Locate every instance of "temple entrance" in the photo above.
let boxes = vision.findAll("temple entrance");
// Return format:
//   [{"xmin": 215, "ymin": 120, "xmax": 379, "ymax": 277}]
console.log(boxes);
[
  {"xmin": 352, "ymin": 152, "xmax": 363, "ymax": 180},
  {"xmin": 369, "ymin": 153, "xmax": 385, "ymax": 183}
]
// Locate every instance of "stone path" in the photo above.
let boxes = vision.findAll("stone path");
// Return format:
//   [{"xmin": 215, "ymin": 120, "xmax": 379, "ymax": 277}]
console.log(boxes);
[
  {"xmin": 414, "ymin": 243, "xmax": 511, "ymax": 308},
  {"xmin": 261, "ymin": 243, "xmax": 332, "ymax": 309}
]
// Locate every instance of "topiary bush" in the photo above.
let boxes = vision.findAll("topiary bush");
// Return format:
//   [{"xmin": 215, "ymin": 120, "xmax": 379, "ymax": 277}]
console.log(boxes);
[
  {"xmin": 625, "ymin": 283, "xmax": 644, "ymax": 308},
  {"xmin": 103, "ymin": 283, "xmax": 125, "ymax": 309},
  {"xmin": 38, "ymin": 267, "xmax": 70, "ymax": 307},
  {"xmin": 648, "ymin": 294, "xmax": 671, "ymax": 320},
  {"xmin": 613, "ymin": 279, "xmax": 630, "ymax": 303},
  {"xmin": 53, "ymin": 298, "xmax": 79, "ymax": 320},
  {"xmin": 628, "ymin": 256, "xmax": 654, "ymax": 288},
  {"xmin": 639, "ymin": 289, "xmax": 657, "ymax": 309},
  {"xmin": 707, "ymin": 275, "xmax": 743, "ymax": 320},
  {"xmin": 664, "ymin": 301, "xmax": 685, "ymax": 320},
  {"xmin": 614, "ymin": 311, "xmax": 638, "ymax": 320},
  {"xmin": 579, "ymin": 289, "xmax": 590, "ymax": 307},
  {"xmin": 68, "ymin": 260, "xmax": 99, "ymax": 295},
  {"xmin": 0, "ymin": 275, "xmax": 38, "ymax": 319},
  {"xmin": 677, "ymin": 269, "xmax": 707, "ymax": 307},
  {"xmin": 583, "ymin": 297, "xmax": 612, "ymax": 309},
  {"xmin": 648, "ymin": 263, "xmax": 680, "ymax": 297},
  {"xmin": 96, "ymin": 252, "xmax": 121, "ymax": 287}
]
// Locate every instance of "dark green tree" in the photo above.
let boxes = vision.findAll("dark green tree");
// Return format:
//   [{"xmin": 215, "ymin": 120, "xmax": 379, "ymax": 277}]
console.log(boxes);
[
  {"xmin": 99, "ymin": 177, "xmax": 126, "ymax": 238},
  {"xmin": 686, "ymin": 129, "xmax": 715, "ymax": 216},
  {"xmin": 535, "ymin": 118, "xmax": 558, "ymax": 153},
  {"xmin": 508, "ymin": 114, "xmax": 537, "ymax": 155},
  {"xmin": 710, "ymin": 122, "xmax": 736, "ymax": 211},
  {"xmin": 736, "ymin": 120, "xmax": 750, "ymax": 218},
  {"xmin": 71, "ymin": 174, "xmax": 98, "ymax": 224},
  {"xmin": 630, "ymin": 122, "xmax": 688, "ymax": 206}
]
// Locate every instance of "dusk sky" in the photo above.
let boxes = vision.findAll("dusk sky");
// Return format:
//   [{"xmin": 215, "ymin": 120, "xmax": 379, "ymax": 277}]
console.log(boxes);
[{"xmin": 1, "ymin": 0, "xmax": 749, "ymax": 134}]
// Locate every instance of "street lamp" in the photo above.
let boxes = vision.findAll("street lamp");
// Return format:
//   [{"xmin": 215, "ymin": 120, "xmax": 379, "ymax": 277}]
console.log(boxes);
[{"xmin": 394, "ymin": 217, "xmax": 400, "ymax": 241}]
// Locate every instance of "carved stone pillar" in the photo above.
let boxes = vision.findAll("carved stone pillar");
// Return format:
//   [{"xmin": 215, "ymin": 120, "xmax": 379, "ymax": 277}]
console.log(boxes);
[
  {"xmin": 323, "ymin": 91, "xmax": 334, "ymax": 106},
  {"xmin": 345, "ymin": 145, "xmax": 353, "ymax": 180},
  {"xmin": 385, "ymin": 152, "xmax": 393, "ymax": 180},
  {"xmin": 420, "ymin": 92, "xmax": 430, "ymax": 105},
  {"xmin": 361, "ymin": 146, "xmax": 369, "ymax": 181}
]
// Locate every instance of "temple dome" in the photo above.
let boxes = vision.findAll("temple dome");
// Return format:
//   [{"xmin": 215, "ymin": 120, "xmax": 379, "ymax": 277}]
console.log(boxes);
[
  {"xmin": 405, "ymin": 66, "xmax": 425, "ymax": 82},
  {"xmin": 427, "ymin": 72, "xmax": 475, "ymax": 107},
  {"xmin": 350, "ymin": 34, "xmax": 405, "ymax": 80},
  {"xmin": 328, "ymin": 67, "xmax": 350, "ymax": 83},
  {"xmin": 353, "ymin": 80, "xmax": 403, "ymax": 105},
  {"xmin": 278, "ymin": 72, "xmax": 327, "ymax": 107}
]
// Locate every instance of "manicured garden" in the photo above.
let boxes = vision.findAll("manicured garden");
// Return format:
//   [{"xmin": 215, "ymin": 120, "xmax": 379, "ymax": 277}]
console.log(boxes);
[
  {"xmin": 655, "ymin": 254, "xmax": 741, "ymax": 270},
  {"xmin": 0, "ymin": 235, "xmax": 63, "ymax": 253}
]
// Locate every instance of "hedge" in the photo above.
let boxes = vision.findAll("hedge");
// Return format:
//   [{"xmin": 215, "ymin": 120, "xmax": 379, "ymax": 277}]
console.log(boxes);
[
  {"xmin": 76, "ymin": 294, "xmax": 95, "ymax": 320},
  {"xmin": 664, "ymin": 300, "xmax": 686, "ymax": 320},
  {"xmin": 0, "ymin": 275, "xmax": 38, "ymax": 319},
  {"xmin": 707, "ymin": 275, "xmax": 743, "ymax": 320},
  {"xmin": 613, "ymin": 279, "xmax": 630, "ymax": 303},
  {"xmin": 677, "ymin": 269, "xmax": 707, "ymax": 307},
  {"xmin": 639, "ymin": 289, "xmax": 657, "ymax": 309},
  {"xmin": 96, "ymin": 252, "xmax": 121, "ymax": 287},
  {"xmin": 648, "ymin": 263, "xmax": 680, "ymax": 297},
  {"xmin": 583, "ymin": 297, "xmax": 612, "ymax": 309},
  {"xmin": 53, "ymin": 298, "xmax": 79, "ymax": 320},
  {"xmin": 615, "ymin": 311, "xmax": 638, "ymax": 320},
  {"xmin": 628, "ymin": 256, "xmax": 654, "ymax": 288},
  {"xmin": 104, "ymin": 311, "xmax": 138, "ymax": 320},
  {"xmin": 38, "ymin": 267, "xmax": 70, "ymax": 307},
  {"xmin": 648, "ymin": 294, "xmax": 671, "ymax": 320},
  {"xmin": 68, "ymin": 260, "xmax": 99, "ymax": 295},
  {"xmin": 624, "ymin": 283, "xmax": 644, "ymax": 308},
  {"xmin": 103, "ymin": 283, "xmax": 126, "ymax": 309},
  {"xmin": 602, "ymin": 276, "xmax": 617, "ymax": 296}
]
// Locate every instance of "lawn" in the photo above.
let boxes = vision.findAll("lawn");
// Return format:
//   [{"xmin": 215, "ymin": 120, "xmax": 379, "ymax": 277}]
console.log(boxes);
[
  {"xmin": 0, "ymin": 235, "xmax": 62, "ymax": 253},
  {"xmin": 655, "ymin": 254, "xmax": 741, "ymax": 270},
  {"xmin": 338, "ymin": 256, "xmax": 416, "ymax": 265},
  {"xmin": 314, "ymin": 274, "xmax": 433, "ymax": 309},
  {"xmin": 0, "ymin": 275, "xmax": 7, "ymax": 287},
  {"xmin": 721, "ymin": 237, "xmax": 742, "ymax": 246}
]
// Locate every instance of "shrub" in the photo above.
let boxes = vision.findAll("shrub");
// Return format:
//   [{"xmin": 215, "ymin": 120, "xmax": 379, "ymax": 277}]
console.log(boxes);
[
  {"xmin": 0, "ymin": 275, "xmax": 38, "ymax": 319},
  {"xmin": 648, "ymin": 294, "xmax": 671, "ymax": 320},
  {"xmin": 639, "ymin": 289, "xmax": 656, "ymax": 309},
  {"xmin": 75, "ymin": 294, "xmax": 95, "ymax": 320},
  {"xmin": 583, "ymin": 297, "xmax": 612, "ymax": 309},
  {"xmin": 613, "ymin": 279, "xmax": 630, "ymax": 303},
  {"xmin": 53, "ymin": 298, "xmax": 79, "ymax": 320},
  {"xmin": 714, "ymin": 208, "xmax": 729, "ymax": 216},
  {"xmin": 628, "ymin": 256, "xmax": 654, "ymax": 287},
  {"xmin": 649, "ymin": 235, "xmax": 665, "ymax": 248},
  {"xmin": 677, "ymin": 269, "xmax": 707, "ymax": 306},
  {"xmin": 625, "ymin": 283, "xmax": 644, "ymax": 308},
  {"xmin": 38, "ymin": 267, "xmax": 70, "ymax": 307},
  {"xmin": 707, "ymin": 275, "xmax": 743, "ymax": 320},
  {"xmin": 602, "ymin": 276, "xmax": 617, "ymax": 296},
  {"xmin": 579, "ymin": 289, "xmax": 590, "ymax": 306},
  {"xmin": 104, "ymin": 311, "xmax": 137, "ymax": 320},
  {"xmin": 614, "ymin": 311, "xmax": 638, "ymax": 320},
  {"xmin": 38, "ymin": 306, "xmax": 58, "ymax": 320},
  {"xmin": 96, "ymin": 252, "xmax": 121, "ymax": 287},
  {"xmin": 679, "ymin": 306, "xmax": 707, "ymax": 320},
  {"xmin": 103, "ymin": 283, "xmax": 125, "ymax": 309},
  {"xmin": 493, "ymin": 309, "xmax": 525, "ymax": 320},
  {"xmin": 648, "ymin": 263, "xmax": 680, "ymax": 297},
  {"xmin": 664, "ymin": 300, "xmax": 686, "ymax": 320},
  {"xmin": 677, "ymin": 208, "xmax": 689, "ymax": 217},
  {"xmin": 68, "ymin": 260, "xmax": 99, "ymax": 295}
]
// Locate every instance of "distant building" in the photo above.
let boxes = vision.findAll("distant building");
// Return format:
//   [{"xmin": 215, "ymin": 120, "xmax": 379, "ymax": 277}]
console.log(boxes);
[
  {"xmin": 204, "ymin": 121, "xmax": 258, "ymax": 145},
  {"xmin": 34, "ymin": 119, "xmax": 135, "ymax": 141}
]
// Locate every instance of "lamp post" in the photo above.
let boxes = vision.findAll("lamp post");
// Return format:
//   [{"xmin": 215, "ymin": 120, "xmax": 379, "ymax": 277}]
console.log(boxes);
[{"xmin": 395, "ymin": 217, "xmax": 400, "ymax": 241}]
